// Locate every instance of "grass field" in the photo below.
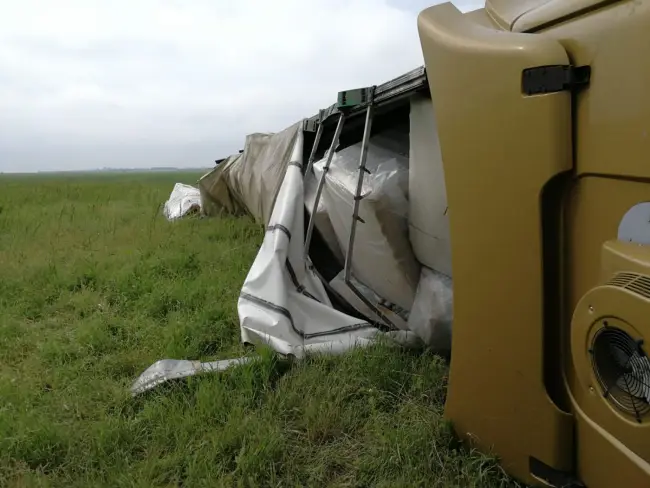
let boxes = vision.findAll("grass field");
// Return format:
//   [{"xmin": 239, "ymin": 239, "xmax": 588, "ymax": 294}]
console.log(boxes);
[{"xmin": 0, "ymin": 172, "xmax": 518, "ymax": 487}]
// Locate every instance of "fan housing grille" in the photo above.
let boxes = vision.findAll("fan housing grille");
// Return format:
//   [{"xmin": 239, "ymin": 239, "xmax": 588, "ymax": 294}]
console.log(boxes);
[{"xmin": 590, "ymin": 325, "xmax": 650, "ymax": 422}]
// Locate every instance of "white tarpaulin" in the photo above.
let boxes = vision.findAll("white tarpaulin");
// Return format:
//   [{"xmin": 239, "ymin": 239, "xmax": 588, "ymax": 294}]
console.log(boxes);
[
  {"xmin": 238, "ymin": 130, "xmax": 408, "ymax": 356},
  {"xmin": 163, "ymin": 183, "xmax": 202, "ymax": 220},
  {"xmin": 134, "ymin": 125, "xmax": 421, "ymax": 395},
  {"xmin": 136, "ymin": 92, "xmax": 455, "ymax": 393}
]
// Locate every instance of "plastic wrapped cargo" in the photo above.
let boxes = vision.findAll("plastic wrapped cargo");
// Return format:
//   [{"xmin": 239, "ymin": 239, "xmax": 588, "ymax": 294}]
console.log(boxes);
[
  {"xmin": 304, "ymin": 171, "xmax": 345, "ymax": 265},
  {"xmin": 312, "ymin": 139, "xmax": 421, "ymax": 311},
  {"xmin": 408, "ymin": 94, "xmax": 452, "ymax": 277},
  {"xmin": 329, "ymin": 270, "xmax": 410, "ymax": 331},
  {"xmin": 407, "ymin": 267, "xmax": 453, "ymax": 353}
]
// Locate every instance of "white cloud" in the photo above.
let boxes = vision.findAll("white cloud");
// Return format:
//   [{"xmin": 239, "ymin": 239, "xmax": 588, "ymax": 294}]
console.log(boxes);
[{"xmin": 0, "ymin": 0, "xmax": 483, "ymax": 172}]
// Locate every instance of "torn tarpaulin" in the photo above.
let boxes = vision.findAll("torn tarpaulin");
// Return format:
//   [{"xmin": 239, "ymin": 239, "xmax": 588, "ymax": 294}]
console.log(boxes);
[
  {"xmin": 163, "ymin": 183, "xmax": 202, "ymax": 220},
  {"xmin": 132, "ymin": 123, "xmax": 423, "ymax": 395},
  {"xmin": 131, "ymin": 357, "xmax": 254, "ymax": 396}
]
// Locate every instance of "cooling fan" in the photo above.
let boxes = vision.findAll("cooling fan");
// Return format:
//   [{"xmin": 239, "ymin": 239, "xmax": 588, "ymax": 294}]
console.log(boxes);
[
  {"xmin": 590, "ymin": 324, "xmax": 650, "ymax": 422},
  {"xmin": 571, "ymin": 270, "xmax": 650, "ymax": 468}
]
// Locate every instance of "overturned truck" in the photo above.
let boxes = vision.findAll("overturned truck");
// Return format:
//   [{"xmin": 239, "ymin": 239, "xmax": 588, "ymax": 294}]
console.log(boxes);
[
  {"xmin": 147, "ymin": 0, "xmax": 650, "ymax": 486},
  {"xmin": 198, "ymin": 66, "xmax": 453, "ymax": 356}
]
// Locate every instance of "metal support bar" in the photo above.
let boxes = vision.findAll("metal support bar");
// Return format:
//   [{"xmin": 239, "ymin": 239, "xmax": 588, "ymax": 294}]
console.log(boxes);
[
  {"xmin": 343, "ymin": 92, "xmax": 397, "ymax": 330},
  {"xmin": 303, "ymin": 109, "xmax": 324, "ymax": 182},
  {"xmin": 304, "ymin": 112, "xmax": 346, "ymax": 259},
  {"xmin": 344, "ymin": 104, "xmax": 374, "ymax": 283}
]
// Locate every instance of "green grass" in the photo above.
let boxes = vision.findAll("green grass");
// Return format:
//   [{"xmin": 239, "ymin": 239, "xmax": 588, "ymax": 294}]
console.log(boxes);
[{"xmin": 0, "ymin": 172, "xmax": 518, "ymax": 487}]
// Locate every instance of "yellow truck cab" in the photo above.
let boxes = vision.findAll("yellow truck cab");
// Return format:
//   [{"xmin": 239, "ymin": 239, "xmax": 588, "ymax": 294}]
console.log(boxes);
[{"xmin": 418, "ymin": 1, "xmax": 650, "ymax": 486}]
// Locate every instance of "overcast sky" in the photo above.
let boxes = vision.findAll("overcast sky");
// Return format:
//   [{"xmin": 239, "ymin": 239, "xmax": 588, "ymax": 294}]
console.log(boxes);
[{"xmin": 0, "ymin": 0, "xmax": 482, "ymax": 173}]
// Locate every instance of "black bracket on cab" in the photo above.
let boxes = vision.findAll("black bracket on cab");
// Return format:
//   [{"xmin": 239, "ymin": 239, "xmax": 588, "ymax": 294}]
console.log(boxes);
[{"xmin": 522, "ymin": 65, "xmax": 591, "ymax": 95}]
